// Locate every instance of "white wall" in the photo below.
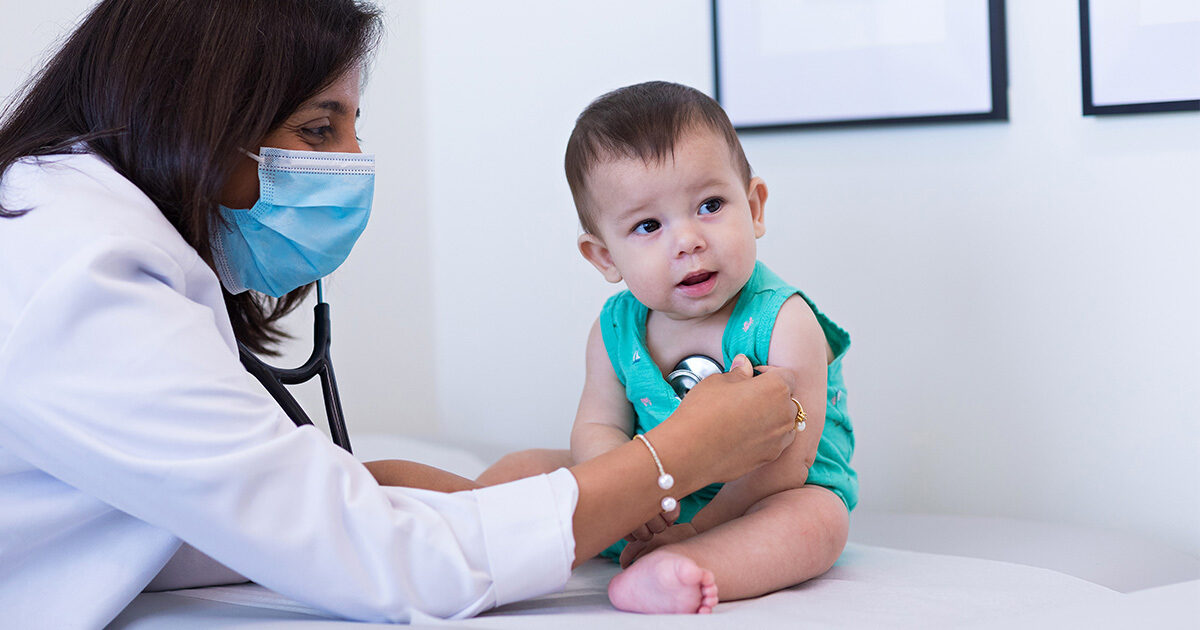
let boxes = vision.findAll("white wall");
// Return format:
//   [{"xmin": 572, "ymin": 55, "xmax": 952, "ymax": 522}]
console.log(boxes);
[
  {"xmin": 5, "ymin": 1, "xmax": 1197, "ymax": 555},
  {"xmin": 415, "ymin": 0, "xmax": 1200, "ymax": 555},
  {"xmin": 0, "ymin": 2, "xmax": 94, "ymax": 89}
]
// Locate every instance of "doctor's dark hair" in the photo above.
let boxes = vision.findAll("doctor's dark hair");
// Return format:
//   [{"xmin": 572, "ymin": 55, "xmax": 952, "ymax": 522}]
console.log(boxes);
[
  {"xmin": 0, "ymin": 0, "xmax": 382, "ymax": 354},
  {"xmin": 563, "ymin": 81, "xmax": 752, "ymax": 235}
]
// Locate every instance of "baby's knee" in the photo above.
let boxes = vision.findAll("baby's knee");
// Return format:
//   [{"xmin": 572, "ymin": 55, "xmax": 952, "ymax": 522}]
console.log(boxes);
[
  {"xmin": 477, "ymin": 448, "xmax": 572, "ymax": 484},
  {"xmin": 512, "ymin": 448, "xmax": 573, "ymax": 471},
  {"xmin": 805, "ymin": 488, "xmax": 850, "ymax": 568},
  {"xmin": 751, "ymin": 486, "xmax": 849, "ymax": 565}
]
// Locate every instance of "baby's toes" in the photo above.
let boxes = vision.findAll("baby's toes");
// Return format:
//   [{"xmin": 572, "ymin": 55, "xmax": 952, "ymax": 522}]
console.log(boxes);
[{"xmin": 700, "ymin": 576, "xmax": 719, "ymax": 611}]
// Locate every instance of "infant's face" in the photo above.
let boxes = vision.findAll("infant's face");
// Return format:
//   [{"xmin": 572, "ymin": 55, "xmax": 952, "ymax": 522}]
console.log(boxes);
[{"xmin": 580, "ymin": 127, "xmax": 765, "ymax": 322}]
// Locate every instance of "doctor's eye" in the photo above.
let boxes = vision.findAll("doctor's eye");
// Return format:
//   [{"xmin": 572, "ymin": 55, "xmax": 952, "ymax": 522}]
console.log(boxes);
[
  {"xmin": 301, "ymin": 125, "xmax": 333, "ymax": 142},
  {"xmin": 699, "ymin": 198, "xmax": 723, "ymax": 215},
  {"xmin": 633, "ymin": 219, "xmax": 661, "ymax": 235}
]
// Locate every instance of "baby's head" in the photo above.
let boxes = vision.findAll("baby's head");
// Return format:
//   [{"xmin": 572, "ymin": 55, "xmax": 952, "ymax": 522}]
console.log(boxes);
[{"xmin": 565, "ymin": 81, "xmax": 767, "ymax": 321}]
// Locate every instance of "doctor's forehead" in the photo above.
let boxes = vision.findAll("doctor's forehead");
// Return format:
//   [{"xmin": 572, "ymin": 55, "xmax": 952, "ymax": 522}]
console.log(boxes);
[{"xmin": 295, "ymin": 69, "xmax": 363, "ymax": 117}]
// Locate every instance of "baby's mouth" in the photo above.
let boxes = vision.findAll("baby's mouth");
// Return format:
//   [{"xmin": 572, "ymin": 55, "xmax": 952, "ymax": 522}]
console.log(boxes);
[{"xmin": 679, "ymin": 271, "xmax": 715, "ymax": 287}]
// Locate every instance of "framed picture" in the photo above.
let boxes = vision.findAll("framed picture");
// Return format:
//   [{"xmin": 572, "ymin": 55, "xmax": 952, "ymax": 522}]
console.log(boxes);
[
  {"xmin": 712, "ymin": 0, "xmax": 1008, "ymax": 131},
  {"xmin": 1080, "ymin": 0, "xmax": 1200, "ymax": 115}
]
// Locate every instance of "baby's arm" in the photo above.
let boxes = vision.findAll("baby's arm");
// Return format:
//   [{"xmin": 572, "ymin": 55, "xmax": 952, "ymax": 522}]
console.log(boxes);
[
  {"xmin": 570, "ymin": 319, "xmax": 637, "ymax": 463},
  {"xmin": 363, "ymin": 460, "xmax": 482, "ymax": 492},
  {"xmin": 686, "ymin": 296, "xmax": 829, "ymax": 534}
]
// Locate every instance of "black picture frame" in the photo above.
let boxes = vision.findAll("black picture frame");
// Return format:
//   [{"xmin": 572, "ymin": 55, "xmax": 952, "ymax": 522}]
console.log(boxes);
[
  {"xmin": 1079, "ymin": 0, "xmax": 1200, "ymax": 115},
  {"xmin": 712, "ymin": 0, "xmax": 1008, "ymax": 132}
]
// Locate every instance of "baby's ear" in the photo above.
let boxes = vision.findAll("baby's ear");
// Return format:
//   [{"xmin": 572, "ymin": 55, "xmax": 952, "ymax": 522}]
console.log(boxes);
[
  {"xmin": 748, "ymin": 176, "xmax": 768, "ymax": 238},
  {"xmin": 578, "ymin": 233, "xmax": 623, "ymax": 283}
]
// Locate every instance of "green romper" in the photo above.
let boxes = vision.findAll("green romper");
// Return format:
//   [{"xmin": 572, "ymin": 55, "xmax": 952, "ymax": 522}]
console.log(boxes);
[{"xmin": 599, "ymin": 261, "xmax": 857, "ymax": 560}]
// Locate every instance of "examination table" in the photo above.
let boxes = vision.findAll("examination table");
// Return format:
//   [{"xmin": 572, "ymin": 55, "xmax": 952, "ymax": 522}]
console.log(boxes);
[{"xmin": 108, "ymin": 434, "xmax": 1200, "ymax": 629}]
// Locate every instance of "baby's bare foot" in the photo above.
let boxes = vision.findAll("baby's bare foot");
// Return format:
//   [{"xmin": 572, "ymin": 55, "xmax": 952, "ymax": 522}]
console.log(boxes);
[{"xmin": 607, "ymin": 549, "xmax": 719, "ymax": 614}]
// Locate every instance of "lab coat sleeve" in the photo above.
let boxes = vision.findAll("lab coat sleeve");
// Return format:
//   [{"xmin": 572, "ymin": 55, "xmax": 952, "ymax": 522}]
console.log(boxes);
[{"xmin": 0, "ymin": 236, "xmax": 577, "ymax": 622}]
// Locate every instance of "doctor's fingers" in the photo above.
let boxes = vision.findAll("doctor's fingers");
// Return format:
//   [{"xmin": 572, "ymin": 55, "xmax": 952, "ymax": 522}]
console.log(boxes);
[
  {"xmin": 751, "ymin": 364, "xmax": 800, "ymax": 396},
  {"xmin": 745, "ymin": 366, "xmax": 802, "ymax": 442},
  {"xmin": 645, "ymin": 514, "xmax": 670, "ymax": 534},
  {"xmin": 629, "ymin": 506, "xmax": 679, "ymax": 542},
  {"xmin": 648, "ymin": 503, "xmax": 680, "ymax": 530}
]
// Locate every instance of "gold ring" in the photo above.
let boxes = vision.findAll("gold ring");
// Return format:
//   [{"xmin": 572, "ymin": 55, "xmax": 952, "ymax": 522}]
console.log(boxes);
[{"xmin": 791, "ymin": 397, "xmax": 807, "ymax": 432}]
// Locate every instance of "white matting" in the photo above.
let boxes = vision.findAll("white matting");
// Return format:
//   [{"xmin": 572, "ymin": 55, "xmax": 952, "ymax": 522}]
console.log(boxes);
[
  {"xmin": 115, "ymin": 543, "xmax": 1148, "ymax": 629},
  {"xmin": 106, "ymin": 434, "xmax": 1200, "ymax": 627}
]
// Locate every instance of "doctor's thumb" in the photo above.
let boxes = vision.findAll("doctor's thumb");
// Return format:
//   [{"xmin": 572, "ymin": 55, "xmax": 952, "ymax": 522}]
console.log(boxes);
[{"xmin": 729, "ymin": 354, "xmax": 753, "ymax": 376}]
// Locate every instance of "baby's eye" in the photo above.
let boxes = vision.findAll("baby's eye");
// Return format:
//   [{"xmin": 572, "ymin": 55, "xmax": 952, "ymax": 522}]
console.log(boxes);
[
  {"xmin": 633, "ymin": 219, "xmax": 661, "ymax": 235},
  {"xmin": 699, "ymin": 198, "xmax": 723, "ymax": 214}
]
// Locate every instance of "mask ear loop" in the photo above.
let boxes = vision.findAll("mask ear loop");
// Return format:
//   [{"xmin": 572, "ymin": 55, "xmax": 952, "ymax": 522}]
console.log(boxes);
[{"xmin": 239, "ymin": 148, "xmax": 264, "ymax": 164}]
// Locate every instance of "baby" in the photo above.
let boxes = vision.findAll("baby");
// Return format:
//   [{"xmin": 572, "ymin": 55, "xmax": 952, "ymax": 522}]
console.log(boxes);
[{"xmin": 563, "ymin": 81, "xmax": 858, "ymax": 613}]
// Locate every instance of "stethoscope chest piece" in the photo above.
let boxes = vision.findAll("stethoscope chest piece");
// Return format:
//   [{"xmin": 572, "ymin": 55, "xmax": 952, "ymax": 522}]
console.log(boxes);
[{"xmin": 666, "ymin": 354, "xmax": 724, "ymax": 398}]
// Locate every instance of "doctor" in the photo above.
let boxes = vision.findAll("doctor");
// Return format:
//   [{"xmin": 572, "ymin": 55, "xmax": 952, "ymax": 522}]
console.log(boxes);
[{"xmin": 0, "ymin": 0, "xmax": 800, "ymax": 626}]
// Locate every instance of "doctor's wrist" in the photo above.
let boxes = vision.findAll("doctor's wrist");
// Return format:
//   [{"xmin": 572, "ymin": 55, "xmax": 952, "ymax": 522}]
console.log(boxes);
[{"xmin": 641, "ymin": 418, "xmax": 712, "ymax": 501}]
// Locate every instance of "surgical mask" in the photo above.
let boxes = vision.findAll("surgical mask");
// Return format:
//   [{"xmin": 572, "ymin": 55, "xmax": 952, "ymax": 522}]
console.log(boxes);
[{"xmin": 211, "ymin": 147, "xmax": 374, "ymax": 298}]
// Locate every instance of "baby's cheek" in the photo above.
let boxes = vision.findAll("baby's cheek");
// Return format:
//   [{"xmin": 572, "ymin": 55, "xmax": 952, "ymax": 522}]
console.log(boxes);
[{"xmin": 623, "ymin": 274, "xmax": 662, "ymax": 306}]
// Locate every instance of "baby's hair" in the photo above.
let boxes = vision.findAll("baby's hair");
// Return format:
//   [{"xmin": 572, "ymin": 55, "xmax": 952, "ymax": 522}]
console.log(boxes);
[{"xmin": 564, "ymin": 81, "xmax": 752, "ymax": 234}]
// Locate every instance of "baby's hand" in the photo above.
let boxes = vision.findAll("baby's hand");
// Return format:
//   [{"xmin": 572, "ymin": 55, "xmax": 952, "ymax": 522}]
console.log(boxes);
[
  {"xmin": 619, "ymin": 522, "xmax": 698, "ymax": 568},
  {"xmin": 623, "ymin": 503, "xmax": 681, "ymax": 544}
]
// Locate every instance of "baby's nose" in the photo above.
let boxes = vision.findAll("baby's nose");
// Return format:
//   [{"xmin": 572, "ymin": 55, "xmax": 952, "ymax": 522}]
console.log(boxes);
[{"xmin": 675, "ymin": 225, "xmax": 706, "ymax": 256}]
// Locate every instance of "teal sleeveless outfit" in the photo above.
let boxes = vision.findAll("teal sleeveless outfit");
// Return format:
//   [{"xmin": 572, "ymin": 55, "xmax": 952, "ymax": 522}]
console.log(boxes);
[{"xmin": 598, "ymin": 261, "xmax": 857, "ymax": 560}]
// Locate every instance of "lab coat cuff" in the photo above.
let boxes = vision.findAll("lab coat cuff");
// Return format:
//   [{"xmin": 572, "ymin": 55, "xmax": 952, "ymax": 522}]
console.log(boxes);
[{"xmin": 473, "ymin": 468, "xmax": 577, "ymax": 606}]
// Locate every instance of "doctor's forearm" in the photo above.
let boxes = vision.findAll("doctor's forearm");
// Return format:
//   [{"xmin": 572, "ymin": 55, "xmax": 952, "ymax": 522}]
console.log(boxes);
[
  {"xmin": 566, "ymin": 417, "xmax": 716, "ymax": 566},
  {"xmin": 568, "ymin": 424, "xmax": 700, "ymax": 561}
]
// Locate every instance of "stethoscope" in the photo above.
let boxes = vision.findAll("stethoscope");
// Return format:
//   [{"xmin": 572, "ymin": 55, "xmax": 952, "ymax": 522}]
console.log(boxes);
[
  {"xmin": 237, "ymin": 280, "xmax": 353, "ymax": 453},
  {"xmin": 667, "ymin": 354, "xmax": 769, "ymax": 396},
  {"xmin": 666, "ymin": 355, "xmax": 725, "ymax": 398},
  {"xmin": 234, "ymin": 289, "xmax": 731, "ymax": 456}
]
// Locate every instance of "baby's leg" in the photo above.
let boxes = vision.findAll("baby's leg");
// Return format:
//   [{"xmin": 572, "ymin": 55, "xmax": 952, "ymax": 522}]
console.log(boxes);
[
  {"xmin": 611, "ymin": 485, "xmax": 848, "ymax": 608},
  {"xmin": 475, "ymin": 448, "xmax": 572, "ymax": 485}
]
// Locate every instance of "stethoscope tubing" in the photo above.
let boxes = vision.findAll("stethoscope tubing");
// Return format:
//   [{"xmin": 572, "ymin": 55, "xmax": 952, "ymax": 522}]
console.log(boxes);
[{"xmin": 237, "ymin": 281, "xmax": 352, "ymax": 452}]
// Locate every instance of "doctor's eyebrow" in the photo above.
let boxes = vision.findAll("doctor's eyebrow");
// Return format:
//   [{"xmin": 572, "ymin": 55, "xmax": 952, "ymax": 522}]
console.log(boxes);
[{"xmin": 298, "ymin": 101, "xmax": 361, "ymax": 118}]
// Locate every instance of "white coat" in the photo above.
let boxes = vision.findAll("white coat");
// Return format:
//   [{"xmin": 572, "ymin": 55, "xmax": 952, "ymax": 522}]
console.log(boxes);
[{"xmin": 0, "ymin": 153, "xmax": 577, "ymax": 628}]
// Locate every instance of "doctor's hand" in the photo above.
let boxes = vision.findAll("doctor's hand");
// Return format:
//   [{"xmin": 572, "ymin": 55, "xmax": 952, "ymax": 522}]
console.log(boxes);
[
  {"xmin": 568, "ymin": 355, "xmax": 798, "ymax": 566},
  {"xmin": 624, "ymin": 503, "xmax": 681, "ymax": 544},
  {"xmin": 619, "ymin": 522, "xmax": 698, "ymax": 569},
  {"xmin": 649, "ymin": 354, "xmax": 798, "ymax": 485}
]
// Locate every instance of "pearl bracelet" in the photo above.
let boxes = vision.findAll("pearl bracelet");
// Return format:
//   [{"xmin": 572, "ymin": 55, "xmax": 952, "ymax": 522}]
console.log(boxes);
[{"xmin": 634, "ymin": 434, "xmax": 677, "ymax": 512}]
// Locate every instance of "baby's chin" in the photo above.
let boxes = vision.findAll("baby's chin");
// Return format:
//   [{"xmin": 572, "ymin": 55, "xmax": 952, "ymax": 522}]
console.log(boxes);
[{"xmin": 648, "ymin": 292, "xmax": 743, "ymax": 323}]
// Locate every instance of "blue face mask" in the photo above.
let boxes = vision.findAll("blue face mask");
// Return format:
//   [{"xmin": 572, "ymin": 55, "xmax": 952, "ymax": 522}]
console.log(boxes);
[{"xmin": 211, "ymin": 147, "xmax": 374, "ymax": 298}]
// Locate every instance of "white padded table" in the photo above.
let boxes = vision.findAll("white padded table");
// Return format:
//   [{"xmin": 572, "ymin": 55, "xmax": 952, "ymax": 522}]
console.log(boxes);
[
  {"xmin": 105, "ymin": 435, "xmax": 1200, "ymax": 628},
  {"xmin": 110, "ymin": 545, "xmax": 1199, "ymax": 629}
]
